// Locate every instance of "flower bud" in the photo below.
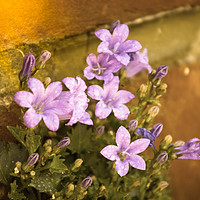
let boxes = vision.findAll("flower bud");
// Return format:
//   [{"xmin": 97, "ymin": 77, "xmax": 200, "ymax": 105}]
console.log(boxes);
[
  {"xmin": 19, "ymin": 53, "xmax": 36, "ymax": 80},
  {"xmin": 96, "ymin": 126, "xmax": 105, "ymax": 136},
  {"xmin": 30, "ymin": 170, "xmax": 36, "ymax": 176},
  {"xmin": 154, "ymin": 65, "xmax": 168, "ymax": 80},
  {"xmin": 43, "ymin": 77, "xmax": 51, "ymax": 87},
  {"xmin": 81, "ymin": 176, "xmax": 92, "ymax": 189},
  {"xmin": 128, "ymin": 120, "xmax": 138, "ymax": 132},
  {"xmin": 72, "ymin": 159, "xmax": 83, "ymax": 171},
  {"xmin": 27, "ymin": 153, "xmax": 39, "ymax": 166},
  {"xmin": 58, "ymin": 137, "xmax": 70, "ymax": 149},
  {"xmin": 160, "ymin": 135, "xmax": 173, "ymax": 150},
  {"xmin": 39, "ymin": 50, "xmax": 51, "ymax": 64},
  {"xmin": 174, "ymin": 140, "xmax": 185, "ymax": 147},
  {"xmin": 110, "ymin": 20, "xmax": 120, "ymax": 32},
  {"xmin": 157, "ymin": 181, "xmax": 169, "ymax": 191},
  {"xmin": 151, "ymin": 123, "xmax": 163, "ymax": 138},
  {"xmin": 68, "ymin": 183, "xmax": 75, "ymax": 192},
  {"xmin": 148, "ymin": 106, "xmax": 160, "ymax": 118},
  {"xmin": 139, "ymin": 84, "xmax": 148, "ymax": 98},
  {"xmin": 157, "ymin": 151, "xmax": 168, "ymax": 164}
]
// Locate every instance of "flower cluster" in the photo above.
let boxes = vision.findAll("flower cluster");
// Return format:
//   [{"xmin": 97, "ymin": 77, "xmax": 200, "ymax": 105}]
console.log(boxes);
[{"xmin": 5, "ymin": 21, "xmax": 199, "ymax": 200}]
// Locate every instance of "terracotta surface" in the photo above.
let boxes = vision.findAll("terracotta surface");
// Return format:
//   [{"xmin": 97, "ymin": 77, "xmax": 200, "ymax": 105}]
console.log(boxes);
[{"xmin": 1, "ymin": 0, "xmax": 200, "ymax": 50}]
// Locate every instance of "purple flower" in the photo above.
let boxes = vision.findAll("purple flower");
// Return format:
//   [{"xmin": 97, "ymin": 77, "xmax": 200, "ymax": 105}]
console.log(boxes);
[
  {"xmin": 100, "ymin": 126, "xmax": 150, "ymax": 176},
  {"xmin": 84, "ymin": 53, "xmax": 122, "ymax": 83},
  {"xmin": 58, "ymin": 137, "xmax": 70, "ymax": 149},
  {"xmin": 39, "ymin": 50, "xmax": 51, "ymax": 64},
  {"xmin": 14, "ymin": 78, "xmax": 66, "ymax": 131},
  {"xmin": 57, "ymin": 76, "xmax": 93, "ymax": 126},
  {"xmin": 81, "ymin": 176, "xmax": 92, "ymax": 189},
  {"xmin": 175, "ymin": 138, "xmax": 200, "ymax": 160},
  {"xmin": 27, "ymin": 153, "xmax": 39, "ymax": 166},
  {"xmin": 125, "ymin": 48, "xmax": 152, "ymax": 77},
  {"xmin": 95, "ymin": 24, "xmax": 142, "ymax": 66},
  {"xmin": 136, "ymin": 123, "xmax": 163, "ymax": 148},
  {"xmin": 20, "ymin": 53, "xmax": 36, "ymax": 80},
  {"xmin": 87, "ymin": 76, "xmax": 134, "ymax": 120}
]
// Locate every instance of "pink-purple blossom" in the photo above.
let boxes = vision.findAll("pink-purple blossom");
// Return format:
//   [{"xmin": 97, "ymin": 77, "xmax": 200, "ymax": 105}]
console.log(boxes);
[
  {"xmin": 14, "ymin": 78, "xmax": 67, "ymax": 131},
  {"xmin": 84, "ymin": 53, "xmax": 122, "ymax": 83},
  {"xmin": 87, "ymin": 76, "xmax": 134, "ymax": 120},
  {"xmin": 175, "ymin": 138, "xmax": 200, "ymax": 160},
  {"xmin": 125, "ymin": 48, "xmax": 152, "ymax": 77},
  {"xmin": 57, "ymin": 76, "xmax": 93, "ymax": 126},
  {"xmin": 95, "ymin": 24, "xmax": 142, "ymax": 66},
  {"xmin": 100, "ymin": 126, "xmax": 150, "ymax": 176}
]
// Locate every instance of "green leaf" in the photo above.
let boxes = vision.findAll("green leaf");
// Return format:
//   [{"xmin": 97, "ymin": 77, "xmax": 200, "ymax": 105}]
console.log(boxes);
[
  {"xmin": 68, "ymin": 123, "xmax": 92, "ymax": 153},
  {"xmin": 26, "ymin": 134, "xmax": 41, "ymax": 154},
  {"xmin": 49, "ymin": 155, "xmax": 68, "ymax": 174},
  {"xmin": 8, "ymin": 180, "xmax": 26, "ymax": 200},
  {"xmin": 0, "ymin": 141, "xmax": 28, "ymax": 185},
  {"xmin": 7, "ymin": 126, "xmax": 26, "ymax": 147},
  {"xmin": 29, "ymin": 172, "xmax": 63, "ymax": 194}
]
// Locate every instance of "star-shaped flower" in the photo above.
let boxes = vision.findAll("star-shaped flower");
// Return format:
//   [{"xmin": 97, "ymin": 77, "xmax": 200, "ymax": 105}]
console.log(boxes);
[
  {"xmin": 87, "ymin": 76, "xmax": 134, "ymax": 120},
  {"xmin": 100, "ymin": 126, "xmax": 150, "ymax": 176},
  {"xmin": 14, "ymin": 78, "xmax": 66, "ymax": 131},
  {"xmin": 125, "ymin": 48, "xmax": 152, "ymax": 77},
  {"xmin": 84, "ymin": 53, "xmax": 122, "ymax": 83},
  {"xmin": 57, "ymin": 76, "xmax": 93, "ymax": 126},
  {"xmin": 95, "ymin": 24, "xmax": 142, "ymax": 66},
  {"xmin": 175, "ymin": 138, "xmax": 200, "ymax": 160}
]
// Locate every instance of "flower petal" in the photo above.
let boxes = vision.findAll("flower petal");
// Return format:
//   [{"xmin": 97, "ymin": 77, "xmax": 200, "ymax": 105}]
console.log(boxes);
[
  {"xmin": 84, "ymin": 66, "xmax": 96, "ymax": 80},
  {"xmin": 79, "ymin": 112, "xmax": 93, "ymax": 125},
  {"xmin": 23, "ymin": 108, "xmax": 42, "ymax": 128},
  {"xmin": 87, "ymin": 85, "xmax": 104, "ymax": 100},
  {"xmin": 119, "ymin": 40, "xmax": 142, "ymax": 53},
  {"xmin": 62, "ymin": 77, "xmax": 77, "ymax": 91},
  {"xmin": 114, "ymin": 52, "xmax": 130, "ymax": 66},
  {"xmin": 128, "ymin": 138, "xmax": 150, "ymax": 154},
  {"xmin": 27, "ymin": 78, "xmax": 45, "ymax": 98},
  {"xmin": 177, "ymin": 153, "xmax": 200, "ymax": 160},
  {"xmin": 97, "ymin": 42, "xmax": 112, "ymax": 54},
  {"xmin": 113, "ymin": 104, "xmax": 130, "ymax": 120},
  {"xmin": 44, "ymin": 81, "xmax": 62, "ymax": 102},
  {"xmin": 103, "ymin": 76, "xmax": 119, "ymax": 96},
  {"xmin": 115, "ymin": 160, "xmax": 129, "ymax": 176},
  {"xmin": 95, "ymin": 101, "xmax": 112, "ymax": 119},
  {"xmin": 115, "ymin": 90, "xmax": 135, "ymax": 104},
  {"xmin": 86, "ymin": 53, "xmax": 97, "ymax": 66},
  {"xmin": 14, "ymin": 91, "xmax": 33, "ymax": 108},
  {"xmin": 95, "ymin": 29, "xmax": 111, "ymax": 42},
  {"xmin": 42, "ymin": 111, "xmax": 60, "ymax": 131},
  {"xmin": 113, "ymin": 24, "xmax": 129, "ymax": 43},
  {"xmin": 116, "ymin": 126, "xmax": 130, "ymax": 149},
  {"xmin": 129, "ymin": 155, "xmax": 146, "ymax": 170},
  {"xmin": 100, "ymin": 145, "xmax": 119, "ymax": 161}
]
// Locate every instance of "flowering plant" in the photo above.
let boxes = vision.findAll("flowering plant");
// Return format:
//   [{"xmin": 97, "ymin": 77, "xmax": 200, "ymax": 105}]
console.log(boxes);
[{"xmin": 1, "ymin": 20, "xmax": 199, "ymax": 200}]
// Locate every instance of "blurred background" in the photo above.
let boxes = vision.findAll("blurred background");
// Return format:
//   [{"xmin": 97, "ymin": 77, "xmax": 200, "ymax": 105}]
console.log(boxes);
[{"xmin": 0, "ymin": 0, "xmax": 200, "ymax": 199}]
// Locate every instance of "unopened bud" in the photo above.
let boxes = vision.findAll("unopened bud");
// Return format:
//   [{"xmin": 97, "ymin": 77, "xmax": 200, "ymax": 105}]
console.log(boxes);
[
  {"xmin": 30, "ymin": 170, "xmax": 36, "ymax": 176},
  {"xmin": 151, "ymin": 123, "xmax": 163, "ymax": 138},
  {"xmin": 43, "ymin": 77, "xmax": 51, "ymax": 87},
  {"xmin": 27, "ymin": 153, "xmax": 39, "ymax": 166},
  {"xmin": 68, "ymin": 183, "xmax": 75, "ymax": 192},
  {"xmin": 45, "ymin": 146, "xmax": 52, "ymax": 153},
  {"xmin": 39, "ymin": 50, "xmax": 51, "ymax": 64},
  {"xmin": 72, "ymin": 159, "xmax": 83, "ymax": 171},
  {"xmin": 58, "ymin": 137, "xmax": 70, "ymax": 149},
  {"xmin": 128, "ymin": 120, "xmax": 138, "ymax": 132},
  {"xmin": 160, "ymin": 135, "xmax": 173, "ymax": 150},
  {"xmin": 154, "ymin": 65, "xmax": 168, "ymax": 80},
  {"xmin": 174, "ymin": 140, "xmax": 185, "ymax": 147},
  {"xmin": 160, "ymin": 83, "xmax": 167, "ymax": 90},
  {"xmin": 110, "ymin": 20, "xmax": 120, "ymax": 32},
  {"xmin": 96, "ymin": 126, "xmax": 105, "ymax": 136},
  {"xmin": 16, "ymin": 161, "xmax": 22, "ymax": 169},
  {"xmin": 157, "ymin": 151, "xmax": 168, "ymax": 164},
  {"xmin": 19, "ymin": 53, "xmax": 36, "ymax": 80},
  {"xmin": 139, "ymin": 84, "xmax": 148, "ymax": 98},
  {"xmin": 14, "ymin": 167, "xmax": 19, "ymax": 174},
  {"xmin": 81, "ymin": 176, "xmax": 92, "ymax": 189},
  {"xmin": 148, "ymin": 106, "xmax": 159, "ymax": 118},
  {"xmin": 158, "ymin": 181, "xmax": 169, "ymax": 191}
]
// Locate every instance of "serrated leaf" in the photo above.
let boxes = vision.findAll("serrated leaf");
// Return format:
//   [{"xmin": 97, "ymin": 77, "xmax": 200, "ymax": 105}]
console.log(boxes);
[
  {"xmin": 68, "ymin": 123, "xmax": 92, "ymax": 153},
  {"xmin": 29, "ymin": 172, "xmax": 63, "ymax": 194},
  {"xmin": 0, "ymin": 142, "xmax": 28, "ymax": 185},
  {"xmin": 8, "ymin": 180, "xmax": 26, "ymax": 200},
  {"xmin": 7, "ymin": 126, "xmax": 26, "ymax": 147},
  {"xmin": 26, "ymin": 134, "xmax": 41, "ymax": 154},
  {"xmin": 49, "ymin": 155, "xmax": 68, "ymax": 174}
]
